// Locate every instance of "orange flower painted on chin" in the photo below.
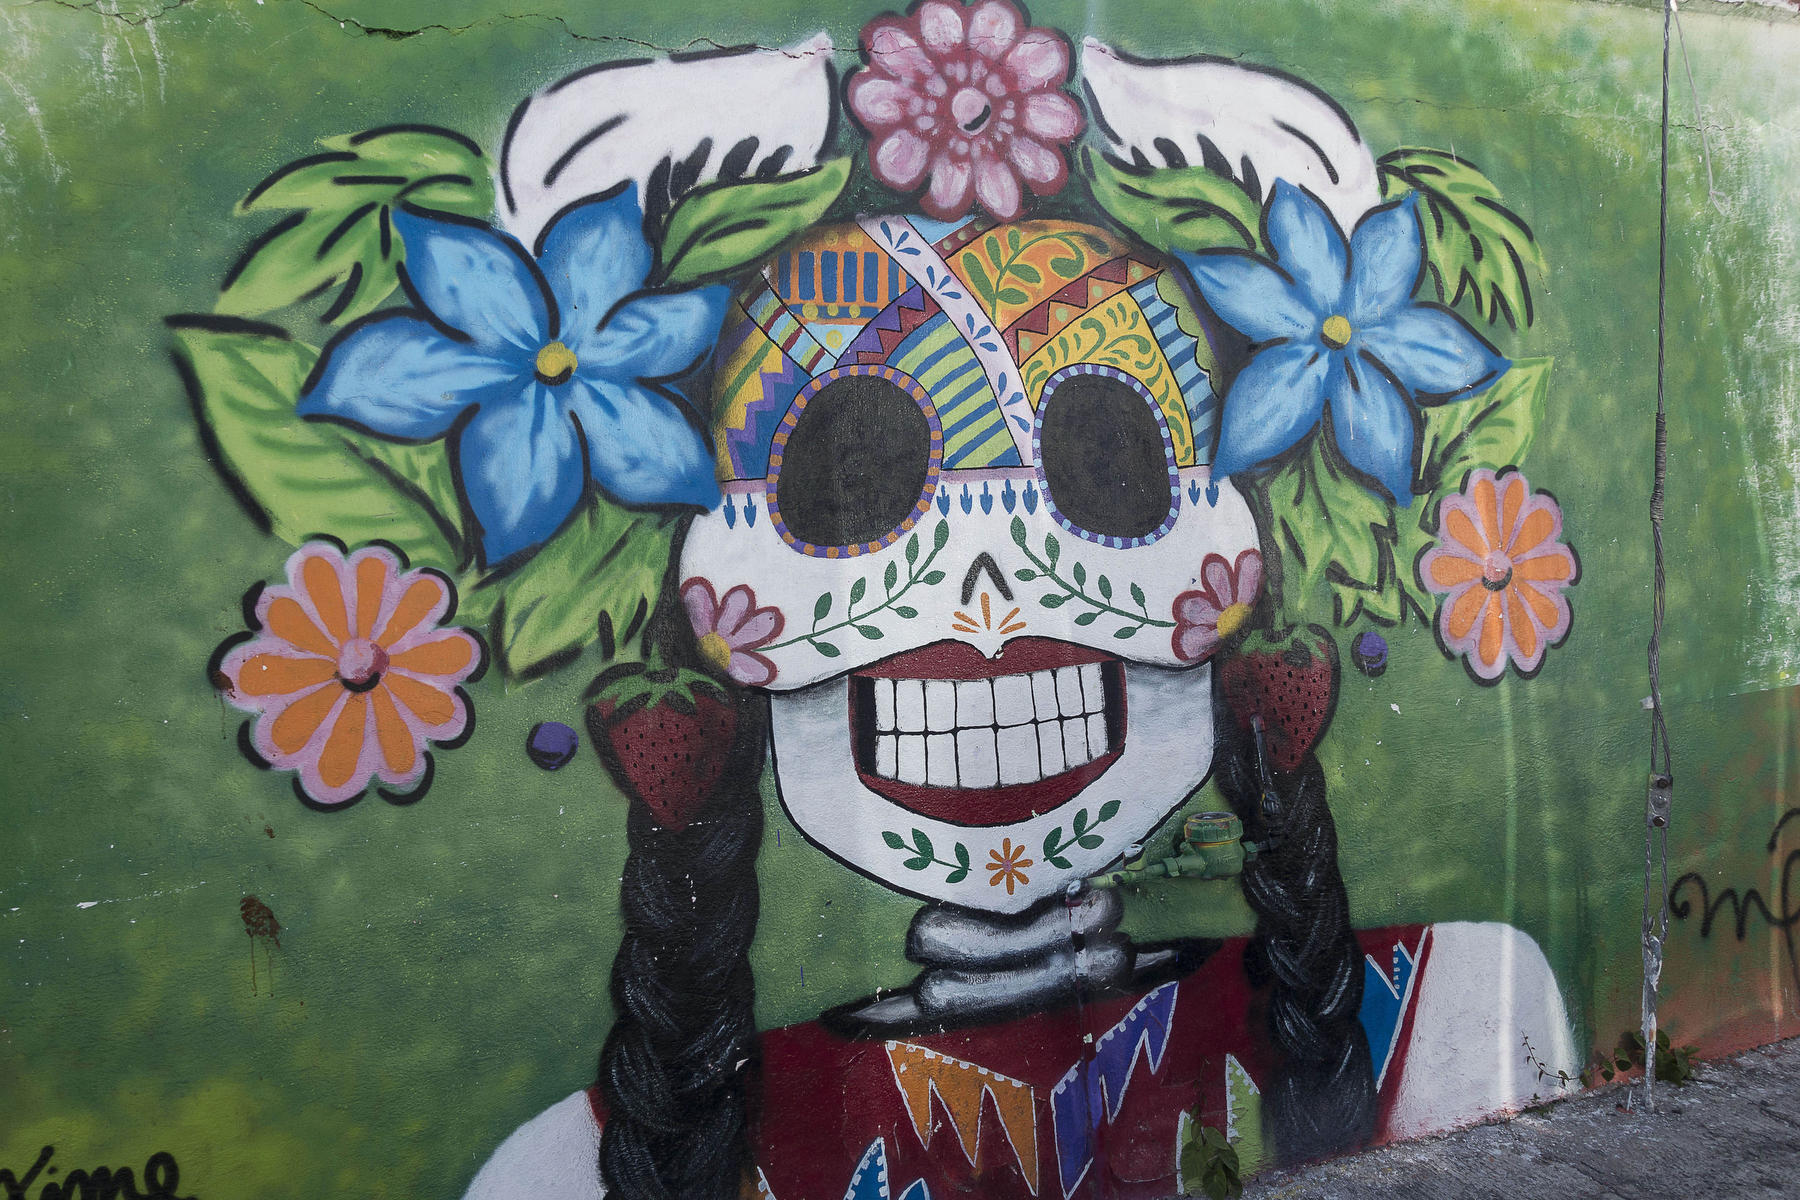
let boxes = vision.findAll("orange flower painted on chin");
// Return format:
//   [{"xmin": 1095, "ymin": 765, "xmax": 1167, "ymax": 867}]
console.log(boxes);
[
  {"xmin": 1420, "ymin": 468, "xmax": 1578, "ymax": 682},
  {"xmin": 215, "ymin": 542, "xmax": 484, "ymax": 806},
  {"xmin": 986, "ymin": 837, "xmax": 1033, "ymax": 895}
]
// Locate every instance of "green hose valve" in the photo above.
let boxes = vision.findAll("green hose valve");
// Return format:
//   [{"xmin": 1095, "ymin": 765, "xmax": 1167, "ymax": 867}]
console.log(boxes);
[{"xmin": 1086, "ymin": 812, "xmax": 1251, "ymax": 889}]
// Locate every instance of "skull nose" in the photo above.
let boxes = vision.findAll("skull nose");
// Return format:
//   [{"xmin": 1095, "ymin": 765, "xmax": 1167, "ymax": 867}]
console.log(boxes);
[{"xmin": 960, "ymin": 552, "xmax": 1014, "ymax": 606}]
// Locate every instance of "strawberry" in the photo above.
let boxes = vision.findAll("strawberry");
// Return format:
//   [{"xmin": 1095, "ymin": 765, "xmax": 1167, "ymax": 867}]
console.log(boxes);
[
  {"xmin": 586, "ymin": 665, "xmax": 738, "ymax": 831},
  {"xmin": 1216, "ymin": 624, "xmax": 1339, "ymax": 773}
]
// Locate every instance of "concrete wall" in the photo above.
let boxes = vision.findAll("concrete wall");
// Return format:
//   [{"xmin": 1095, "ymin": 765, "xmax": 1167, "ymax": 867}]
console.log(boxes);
[{"xmin": 1, "ymin": 0, "xmax": 1796, "ymax": 1196}]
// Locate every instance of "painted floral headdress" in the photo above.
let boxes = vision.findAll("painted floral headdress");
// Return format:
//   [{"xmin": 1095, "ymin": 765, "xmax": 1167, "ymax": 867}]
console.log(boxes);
[{"xmin": 177, "ymin": 0, "xmax": 1575, "ymax": 808}]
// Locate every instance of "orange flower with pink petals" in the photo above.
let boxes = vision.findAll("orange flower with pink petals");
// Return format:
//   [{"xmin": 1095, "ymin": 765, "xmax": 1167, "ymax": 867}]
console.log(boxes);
[
  {"xmin": 214, "ymin": 542, "xmax": 484, "ymax": 806},
  {"xmin": 1420, "ymin": 468, "xmax": 1578, "ymax": 682}
]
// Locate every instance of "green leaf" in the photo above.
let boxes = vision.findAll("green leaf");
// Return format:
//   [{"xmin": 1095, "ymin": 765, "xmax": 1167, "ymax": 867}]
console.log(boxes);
[
  {"xmin": 1097, "ymin": 576, "xmax": 1113, "ymax": 600},
  {"xmin": 170, "ymin": 320, "xmax": 458, "ymax": 568},
  {"xmin": 912, "ymin": 829, "xmax": 935, "ymax": 858},
  {"xmin": 1098, "ymin": 800, "xmax": 1121, "ymax": 822},
  {"xmin": 1015, "ymin": 569, "xmax": 1040, "ymax": 582},
  {"xmin": 907, "ymin": 532, "xmax": 921, "ymax": 566},
  {"xmin": 883, "ymin": 830, "xmax": 907, "ymax": 850},
  {"xmin": 225, "ymin": 127, "xmax": 493, "ymax": 326},
  {"xmin": 482, "ymin": 496, "xmax": 673, "ymax": 678},
  {"xmin": 945, "ymin": 866, "xmax": 970, "ymax": 884},
  {"xmin": 657, "ymin": 158, "xmax": 852, "ymax": 288},
  {"xmin": 1265, "ymin": 435, "xmax": 1402, "ymax": 623},
  {"xmin": 1072, "ymin": 561, "xmax": 1087, "ymax": 586},
  {"xmin": 920, "ymin": 571, "xmax": 946, "ymax": 585},
  {"xmin": 1083, "ymin": 147, "xmax": 1262, "ymax": 254},
  {"xmin": 996, "ymin": 287, "xmax": 1030, "ymax": 305},
  {"xmin": 814, "ymin": 641, "xmax": 842, "ymax": 658},
  {"xmin": 1074, "ymin": 611, "xmax": 1099, "ymax": 626},
  {"xmin": 1417, "ymin": 357, "xmax": 1553, "ymax": 493},
  {"xmin": 1112, "ymin": 626, "xmax": 1139, "ymax": 639},
  {"xmin": 933, "ymin": 521, "xmax": 950, "ymax": 551},
  {"xmin": 1009, "ymin": 516, "xmax": 1029, "ymax": 548},
  {"xmin": 893, "ymin": 606, "xmax": 918, "ymax": 619},
  {"xmin": 955, "ymin": 843, "xmax": 971, "ymax": 869},
  {"xmin": 1077, "ymin": 834, "xmax": 1105, "ymax": 850},
  {"xmin": 855, "ymin": 624, "xmax": 884, "ymax": 640},
  {"xmin": 1011, "ymin": 263, "xmax": 1042, "ymax": 286},
  {"xmin": 1040, "ymin": 594, "xmax": 1068, "ymax": 609},
  {"xmin": 1377, "ymin": 148, "xmax": 1548, "ymax": 329},
  {"xmin": 1072, "ymin": 809, "xmax": 1090, "ymax": 835},
  {"xmin": 849, "ymin": 577, "xmax": 867, "ymax": 605},
  {"xmin": 902, "ymin": 855, "xmax": 932, "ymax": 871},
  {"xmin": 884, "ymin": 561, "xmax": 899, "ymax": 592},
  {"xmin": 1048, "ymin": 855, "xmax": 1074, "ymax": 870},
  {"xmin": 1130, "ymin": 582, "xmax": 1147, "ymax": 608},
  {"xmin": 1042, "ymin": 828, "xmax": 1063, "ymax": 858},
  {"xmin": 1045, "ymin": 533, "xmax": 1060, "ymax": 567},
  {"xmin": 813, "ymin": 593, "xmax": 832, "ymax": 623}
]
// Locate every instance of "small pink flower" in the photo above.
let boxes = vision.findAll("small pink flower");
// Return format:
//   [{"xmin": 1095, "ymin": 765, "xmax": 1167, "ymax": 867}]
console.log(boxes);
[
  {"xmin": 1420, "ymin": 468, "xmax": 1577, "ymax": 681},
  {"xmin": 1171, "ymin": 549, "xmax": 1264, "ymax": 663},
  {"xmin": 215, "ymin": 542, "xmax": 483, "ymax": 806},
  {"xmin": 681, "ymin": 578, "xmax": 786, "ymax": 687},
  {"xmin": 848, "ymin": 0, "xmax": 1083, "ymax": 221}
]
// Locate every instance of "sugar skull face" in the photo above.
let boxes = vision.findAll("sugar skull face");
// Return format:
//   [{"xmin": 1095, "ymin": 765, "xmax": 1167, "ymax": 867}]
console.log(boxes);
[{"xmin": 680, "ymin": 216, "xmax": 1259, "ymax": 913}]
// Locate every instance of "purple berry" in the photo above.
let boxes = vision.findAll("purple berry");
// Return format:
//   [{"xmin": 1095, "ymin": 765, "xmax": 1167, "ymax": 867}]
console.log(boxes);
[
  {"xmin": 1351, "ymin": 631, "xmax": 1388, "ymax": 677},
  {"xmin": 527, "ymin": 721, "xmax": 579, "ymax": 770}
]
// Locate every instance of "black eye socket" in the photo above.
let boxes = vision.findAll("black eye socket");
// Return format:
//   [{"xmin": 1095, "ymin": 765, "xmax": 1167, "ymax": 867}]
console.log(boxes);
[
  {"xmin": 1036, "ymin": 366, "xmax": 1179, "ymax": 546},
  {"xmin": 769, "ymin": 367, "xmax": 940, "ymax": 554}
]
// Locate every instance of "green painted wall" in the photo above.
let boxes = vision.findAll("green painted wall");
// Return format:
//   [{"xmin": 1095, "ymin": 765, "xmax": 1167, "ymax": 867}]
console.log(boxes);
[{"xmin": 2, "ymin": 0, "xmax": 1797, "ymax": 1194}]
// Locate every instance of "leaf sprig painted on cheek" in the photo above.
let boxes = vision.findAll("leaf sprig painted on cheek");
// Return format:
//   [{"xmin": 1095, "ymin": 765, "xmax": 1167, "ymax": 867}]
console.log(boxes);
[
  {"xmin": 1041, "ymin": 800, "xmax": 1123, "ymax": 869},
  {"xmin": 764, "ymin": 521, "xmax": 950, "ymax": 658},
  {"xmin": 883, "ymin": 828, "xmax": 972, "ymax": 884},
  {"xmin": 1009, "ymin": 517, "xmax": 1173, "ymax": 639}
]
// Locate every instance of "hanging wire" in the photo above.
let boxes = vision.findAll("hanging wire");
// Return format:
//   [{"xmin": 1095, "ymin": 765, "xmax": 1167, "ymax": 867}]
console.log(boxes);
[{"xmin": 1639, "ymin": 0, "xmax": 1679, "ymax": 1116}]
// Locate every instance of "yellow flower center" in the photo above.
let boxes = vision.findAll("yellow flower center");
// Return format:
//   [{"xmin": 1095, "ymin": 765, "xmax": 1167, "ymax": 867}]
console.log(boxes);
[
  {"xmin": 697, "ymin": 631, "xmax": 733, "ymax": 674},
  {"xmin": 1216, "ymin": 601, "xmax": 1252, "ymax": 640},
  {"xmin": 1320, "ymin": 314, "xmax": 1353, "ymax": 349},
  {"xmin": 534, "ymin": 341, "xmax": 577, "ymax": 384}
]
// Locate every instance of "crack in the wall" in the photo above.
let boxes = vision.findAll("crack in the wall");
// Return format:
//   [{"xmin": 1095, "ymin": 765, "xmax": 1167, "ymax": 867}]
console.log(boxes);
[
  {"xmin": 291, "ymin": 0, "xmax": 805, "ymax": 53},
  {"xmin": 22, "ymin": 0, "xmax": 192, "ymax": 26}
]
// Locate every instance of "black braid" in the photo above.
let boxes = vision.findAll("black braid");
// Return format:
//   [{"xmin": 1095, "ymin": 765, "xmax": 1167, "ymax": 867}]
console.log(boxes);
[
  {"xmin": 589, "ymin": 597, "xmax": 770, "ymax": 1199},
  {"xmin": 1212, "ymin": 693, "xmax": 1377, "ymax": 1163}
]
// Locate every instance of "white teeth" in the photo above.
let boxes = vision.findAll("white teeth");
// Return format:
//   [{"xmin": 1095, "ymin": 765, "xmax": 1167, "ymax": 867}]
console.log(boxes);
[
  {"xmin": 1079, "ymin": 663, "xmax": 1103, "ymax": 707},
  {"xmin": 864, "ymin": 663, "xmax": 1118, "ymax": 788},
  {"xmin": 897, "ymin": 734, "xmax": 927, "ymax": 784},
  {"xmin": 874, "ymin": 679, "xmax": 895, "ymax": 731},
  {"xmin": 1063, "ymin": 717, "xmax": 1089, "ymax": 765},
  {"xmin": 956, "ymin": 679, "xmax": 994, "ymax": 726},
  {"xmin": 1055, "ymin": 667, "xmax": 1083, "ymax": 714},
  {"xmin": 924, "ymin": 680, "xmax": 956, "ymax": 732},
  {"xmin": 1037, "ymin": 721, "xmax": 1067, "ymax": 775},
  {"xmin": 997, "ymin": 724, "xmax": 1041, "ymax": 785},
  {"xmin": 993, "ymin": 674, "xmax": 1035, "ymax": 726},
  {"xmin": 896, "ymin": 679, "xmax": 926, "ymax": 732},
  {"xmin": 956, "ymin": 729, "xmax": 1000, "ymax": 787},
  {"xmin": 926, "ymin": 733, "xmax": 958, "ymax": 785}
]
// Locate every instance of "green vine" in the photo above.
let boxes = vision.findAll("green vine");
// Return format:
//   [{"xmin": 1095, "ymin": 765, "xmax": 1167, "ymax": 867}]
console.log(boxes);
[
  {"xmin": 1041, "ymin": 800, "xmax": 1122, "ymax": 869},
  {"xmin": 882, "ymin": 828, "xmax": 972, "ymax": 884},
  {"xmin": 1009, "ymin": 517, "xmax": 1174, "ymax": 640},
  {"xmin": 765, "ymin": 521, "xmax": 950, "ymax": 658}
]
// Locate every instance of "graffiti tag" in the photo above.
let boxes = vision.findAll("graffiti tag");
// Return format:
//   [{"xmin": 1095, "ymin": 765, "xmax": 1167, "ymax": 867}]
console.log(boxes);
[
  {"xmin": 1669, "ymin": 807, "xmax": 1800, "ymax": 998},
  {"xmin": 0, "ymin": 1145, "xmax": 194, "ymax": 1200}
]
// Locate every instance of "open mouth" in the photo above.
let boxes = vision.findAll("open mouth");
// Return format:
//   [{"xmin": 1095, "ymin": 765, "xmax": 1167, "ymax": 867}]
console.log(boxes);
[{"xmin": 848, "ymin": 638, "xmax": 1127, "ymax": 826}]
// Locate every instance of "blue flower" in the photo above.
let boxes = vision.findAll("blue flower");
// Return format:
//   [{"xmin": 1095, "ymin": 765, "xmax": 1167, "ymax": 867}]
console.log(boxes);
[
  {"xmin": 298, "ymin": 186, "xmax": 727, "ymax": 567},
  {"xmin": 1178, "ymin": 181, "xmax": 1509, "ymax": 503}
]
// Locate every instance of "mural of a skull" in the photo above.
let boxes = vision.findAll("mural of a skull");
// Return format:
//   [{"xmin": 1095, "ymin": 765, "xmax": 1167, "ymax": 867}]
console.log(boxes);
[{"xmin": 680, "ymin": 216, "xmax": 1258, "ymax": 914}]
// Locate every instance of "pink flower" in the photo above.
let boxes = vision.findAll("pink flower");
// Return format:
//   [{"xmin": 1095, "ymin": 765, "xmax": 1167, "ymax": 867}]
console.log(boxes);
[
  {"xmin": 1420, "ymin": 468, "xmax": 1577, "ymax": 681},
  {"xmin": 681, "ymin": 578, "xmax": 786, "ymax": 687},
  {"xmin": 215, "ymin": 543, "xmax": 483, "ymax": 806},
  {"xmin": 848, "ymin": 0, "xmax": 1083, "ymax": 221},
  {"xmin": 1171, "ymin": 549, "xmax": 1264, "ymax": 663}
]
